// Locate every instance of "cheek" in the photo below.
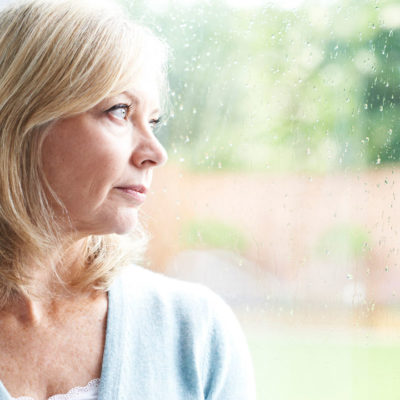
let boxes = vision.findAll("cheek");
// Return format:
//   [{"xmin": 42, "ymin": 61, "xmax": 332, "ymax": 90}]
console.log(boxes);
[{"xmin": 42, "ymin": 130, "xmax": 129, "ymax": 211}]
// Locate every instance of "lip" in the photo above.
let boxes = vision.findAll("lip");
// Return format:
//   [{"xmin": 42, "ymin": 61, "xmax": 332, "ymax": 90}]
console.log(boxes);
[{"xmin": 115, "ymin": 185, "xmax": 147, "ymax": 204}]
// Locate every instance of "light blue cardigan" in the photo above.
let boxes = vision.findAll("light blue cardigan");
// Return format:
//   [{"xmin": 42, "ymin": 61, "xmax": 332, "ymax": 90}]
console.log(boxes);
[{"xmin": 0, "ymin": 266, "xmax": 256, "ymax": 399}]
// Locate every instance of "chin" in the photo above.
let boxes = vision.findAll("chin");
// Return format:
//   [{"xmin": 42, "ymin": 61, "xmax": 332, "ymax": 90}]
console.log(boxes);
[
  {"xmin": 112, "ymin": 223, "xmax": 138, "ymax": 235},
  {"xmin": 75, "ymin": 210, "xmax": 140, "ymax": 236},
  {"xmin": 109, "ymin": 212, "xmax": 140, "ymax": 235}
]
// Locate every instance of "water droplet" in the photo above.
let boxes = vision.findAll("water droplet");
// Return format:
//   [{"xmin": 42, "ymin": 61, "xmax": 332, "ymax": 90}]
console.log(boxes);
[{"xmin": 346, "ymin": 274, "xmax": 353, "ymax": 280}]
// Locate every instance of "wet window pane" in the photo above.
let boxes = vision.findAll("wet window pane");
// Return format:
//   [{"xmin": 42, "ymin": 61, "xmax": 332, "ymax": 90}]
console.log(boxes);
[{"xmin": 133, "ymin": 0, "xmax": 400, "ymax": 398}]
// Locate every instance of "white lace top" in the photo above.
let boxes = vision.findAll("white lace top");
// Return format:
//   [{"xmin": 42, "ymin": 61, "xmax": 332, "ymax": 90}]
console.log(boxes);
[{"xmin": 12, "ymin": 379, "xmax": 99, "ymax": 400}]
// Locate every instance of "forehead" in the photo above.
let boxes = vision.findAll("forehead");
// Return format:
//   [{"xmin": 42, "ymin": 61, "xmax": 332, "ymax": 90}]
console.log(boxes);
[{"xmin": 117, "ymin": 70, "xmax": 161, "ymax": 108}]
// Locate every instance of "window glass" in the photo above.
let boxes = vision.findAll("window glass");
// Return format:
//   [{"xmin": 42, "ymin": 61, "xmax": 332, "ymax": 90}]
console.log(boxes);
[{"xmin": 132, "ymin": 0, "xmax": 400, "ymax": 398}]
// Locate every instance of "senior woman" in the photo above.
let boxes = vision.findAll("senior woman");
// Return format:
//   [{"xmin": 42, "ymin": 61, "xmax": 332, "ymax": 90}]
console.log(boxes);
[{"xmin": 0, "ymin": 0, "xmax": 256, "ymax": 399}]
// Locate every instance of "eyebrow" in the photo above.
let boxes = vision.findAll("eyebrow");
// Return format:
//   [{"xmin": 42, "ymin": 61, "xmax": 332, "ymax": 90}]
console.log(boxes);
[
  {"xmin": 121, "ymin": 90, "xmax": 138, "ymax": 103},
  {"xmin": 122, "ymin": 90, "xmax": 160, "ymax": 116}
]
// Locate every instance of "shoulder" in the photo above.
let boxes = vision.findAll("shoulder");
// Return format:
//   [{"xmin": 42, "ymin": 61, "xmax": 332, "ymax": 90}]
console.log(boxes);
[
  {"xmin": 109, "ymin": 265, "xmax": 256, "ymax": 399},
  {"xmin": 113, "ymin": 264, "xmax": 235, "ymax": 329}
]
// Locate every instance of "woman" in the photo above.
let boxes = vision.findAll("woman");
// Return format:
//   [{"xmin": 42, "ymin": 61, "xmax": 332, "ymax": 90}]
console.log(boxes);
[{"xmin": 0, "ymin": 0, "xmax": 256, "ymax": 399}]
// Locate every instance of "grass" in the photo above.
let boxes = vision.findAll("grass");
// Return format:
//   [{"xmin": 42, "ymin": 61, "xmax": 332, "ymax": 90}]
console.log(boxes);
[
  {"xmin": 244, "ymin": 325, "xmax": 400, "ymax": 400},
  {"xmin": 180, "ymin": 218, "xmax": 248, "ymax": 252}
]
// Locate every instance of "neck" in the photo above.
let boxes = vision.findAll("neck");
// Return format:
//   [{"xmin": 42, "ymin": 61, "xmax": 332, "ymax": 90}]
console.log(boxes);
[
  {"xmin": 2, "ymin": 289, "xmax": 104, "ymax": 326},
  {"xmin": 1, "ymin": 238, "xmax": 97, "ymax": 324}
]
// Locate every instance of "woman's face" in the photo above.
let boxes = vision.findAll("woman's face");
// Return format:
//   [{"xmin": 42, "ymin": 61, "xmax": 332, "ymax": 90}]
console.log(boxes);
[{"xmin": 41, "ymin": 77, "xmax": 167, "ymax": 236}]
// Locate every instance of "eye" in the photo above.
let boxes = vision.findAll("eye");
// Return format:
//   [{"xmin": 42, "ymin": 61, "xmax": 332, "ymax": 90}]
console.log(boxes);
[
  {"xmin": 149, "ymin": 117, "xmax": 162, "ymax": 128},
  {"xmin": 106, "ymin": 104, "xmax": 131, "ymax": 120}
]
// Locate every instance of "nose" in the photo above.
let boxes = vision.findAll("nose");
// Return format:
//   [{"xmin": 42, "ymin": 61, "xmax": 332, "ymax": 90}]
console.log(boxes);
[{"xmin": 130, "ymin": 125, "xmax": 168, "ymax": 169}]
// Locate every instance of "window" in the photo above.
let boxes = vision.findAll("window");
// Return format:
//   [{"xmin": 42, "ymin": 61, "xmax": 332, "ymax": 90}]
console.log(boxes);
[{"xmin": 134, "ymin": 0, "xmax": 400, "ymax": 398}]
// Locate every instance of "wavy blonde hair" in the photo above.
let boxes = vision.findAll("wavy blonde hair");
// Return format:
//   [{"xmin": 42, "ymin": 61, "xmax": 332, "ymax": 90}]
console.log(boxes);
[{"xmin": 0, "ymin": 0, "xmax": 168, "ymax": 304}]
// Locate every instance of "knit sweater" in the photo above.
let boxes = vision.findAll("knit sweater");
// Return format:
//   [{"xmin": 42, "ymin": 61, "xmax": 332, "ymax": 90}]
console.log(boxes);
[{"xmin": 0, "ymin": 266, "xmax": 256, "ymax": 399}]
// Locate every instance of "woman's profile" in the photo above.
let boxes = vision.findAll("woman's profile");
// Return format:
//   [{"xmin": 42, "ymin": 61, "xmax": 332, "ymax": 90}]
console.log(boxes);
[{"xmin": 0, "ymin": 0, "xmax": 256, "ymax": 399}]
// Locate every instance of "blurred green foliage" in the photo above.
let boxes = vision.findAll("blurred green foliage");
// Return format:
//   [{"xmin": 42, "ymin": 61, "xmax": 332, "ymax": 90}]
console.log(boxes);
[
  {"xmin": 315, "ymin": 223, "xmax": 370, "ymax": 260},
  {"xmin": 181, "ymin": 218, "xmax": 248, "ymax": 251},
  {"xmin": 123, "ymin": 0, "xmax": 400, "ymax": 172}
]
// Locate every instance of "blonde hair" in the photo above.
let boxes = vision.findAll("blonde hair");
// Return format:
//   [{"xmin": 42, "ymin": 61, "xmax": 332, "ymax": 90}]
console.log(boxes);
[{"xmin": 0, "ymin": 0, "xmax": 168, "ymax": 304}]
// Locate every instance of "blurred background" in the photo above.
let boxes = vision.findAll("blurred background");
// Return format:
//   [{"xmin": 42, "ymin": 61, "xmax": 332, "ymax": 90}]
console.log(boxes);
[{"xmin": 131, "ymin": 0, "xmax": 400, "ymax": 398}]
